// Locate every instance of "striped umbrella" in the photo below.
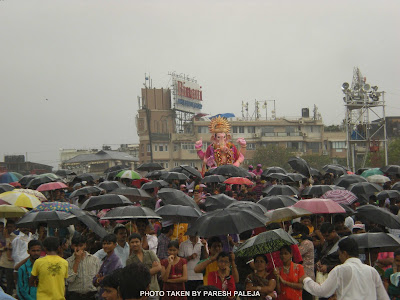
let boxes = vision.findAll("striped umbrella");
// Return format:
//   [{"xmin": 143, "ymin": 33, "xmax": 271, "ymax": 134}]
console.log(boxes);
[
  {"xmin": 0, "ymin": 191, "xmax": 41, "ymax": 208},
  {"xmin": 116, "ymin": 170, "xmax": 141, "ymax": 180},
  {"xmin": 321, "ymin": 189, "xmax": 358, "ymax": 205}
]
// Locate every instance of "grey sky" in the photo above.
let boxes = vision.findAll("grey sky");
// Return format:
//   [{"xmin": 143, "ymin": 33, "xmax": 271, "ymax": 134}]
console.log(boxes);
[{"xmin": 1, "ymin": 0, "xmax": 399, "ymax": 168}]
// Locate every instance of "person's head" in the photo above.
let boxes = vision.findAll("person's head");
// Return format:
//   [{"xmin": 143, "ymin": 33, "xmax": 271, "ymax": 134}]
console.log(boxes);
[
  {"xmin": 256, "ymin": 164, "xmax": 262, "ymax": 170},
  {"xmin": 135, "ymin": 219, "xmax": 149, "ymax": 235},
  {"xmin": 338, "ymin": 237, "xmax": 359, "ymax": 263},
  {"xmin": 189, "ymin": 235, "xmax": 199, "ymax": 244},
  {"xmin": 216, "ymin": 252, "xmax": 230, "ymax": 271},
  {"xmin": 128, "ymin": 233, "xmax": 142, "ymax": 252},
  {"xmin": 333, "ymin": 214, "xmax": 346, "ymax": 226},
  {"xmin": 300, "ymin": 216, "xmax": 312, "ymax": 228},
  {"xmin": 28, "ymin": 240, "xmax": 42, "ymax": 261},
  {"xmin": 102, "ymin": 234, "xmax": 117, "ymax": 254},
  {"xmin": 207, "ymin": 236, "xmax": 222, "ymax": 256},
  {"xmin": 114, "ymin": 225, "xmax": 128, "ymax": 243},
  {"xmin": 161, "ymin": 223, "xmax": 174, "ymax": 236},
  {"xmin": 320, "ymin": 222, "xmax": 337, "ymax": 241},
  {"xmin": 394, "ymin": 249, "xmax": 400, "ymax": 269},
  {"xmin": 119, "ymin": 263, "xmax": 151, "ymax": 300},
  {"xmin": 71, "ymin": 235, "xmax": 87, "ymax": 253},
  {"xmin": 253, "ymin": 254, "xmax": 268, "ymax": 272},
  {"xmin": 43, "ymin": 236, "xmax": 60, "ymax": 253},
  {"xmin": 5, "ymin": 220, "xmax": 15, "ymax": 233},
  {"xmin": 167, "ymin": 240, "xmax": 179, "ymax": 257},
  {"xmin": 75, "ymin": 221, "xmax": 86, "ymax": 233},
  {"xmin": 279, "ymin": 245, "xmax": 292, "ymax": 264},
  {"xmin": 101, "ymin": 268, "xmax": 123, "ymax": 300}
]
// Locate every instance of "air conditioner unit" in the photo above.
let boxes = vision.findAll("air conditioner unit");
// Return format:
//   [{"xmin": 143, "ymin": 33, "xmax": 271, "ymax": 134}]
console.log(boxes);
[{"xmin": 299, "ymin": 120, "xmax": 304, "ymax": 124}]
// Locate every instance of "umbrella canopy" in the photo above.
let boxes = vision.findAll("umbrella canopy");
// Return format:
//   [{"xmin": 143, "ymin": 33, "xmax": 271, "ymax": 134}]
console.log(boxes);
[
  {"xmin": 69, "ymin": 186, "xmax": 104, "ymax": 198},
  {"xmin": 287, "ymin": 173, "xmax": 306, "ymax": 182},
  {"xmin": 366, "ymin": 175, "xmax": 391, "ymax": 184},
  {"xmin": 322, "ymin": 164, "xmax": 347, "ymax": 176},
  {"xmin": 262, "ymin": 167, "xmax": 287, "ymax": 177},
  {"xmin": 346, "ymin": 232, "xmax": 400, "ymax": 252},
  {"xmin": 73, "ymin": 173, "xmax": 100, "ymax": 183},
  {"xmin": 157, "ymin": 188, "xmax": 199, "ymax": 209},
  {"xmin": 321, "ymin": 189, "xmax": 358, "ymax": 205},
  {"xmin": 0, "ymin": 191, "xmax": 41, "ymax": 208},
  {"xmin": 55, "ymin": 169, "xmax": 76, "ymax": 177},
  {"xmin": 262, "ymin": 185, "xmax": 299, "ymax": 196},
  {"xmin": 206, "ymin": 165, "xmax": 248, "ymax": 178},
  {"xmin": 14, "ymin": 189, "xmax": 46, "ymax": 202},
  {"xmin": 356, "ymin": 205, "xmax": 400, "ymax": 229},
  {"xmin": 201, "ymin": 175, "xmax": 226, "ymax": 184},
  {"xmin": 380, "ymin": 165, "xmax": 400, "ymax": 176},
  {"xmin": 104, "ymin": 165, "xmax": 131, "ymax": 174},
  {"xmin": 69, "ymin": 208, "xmax": 107, "ymax": 238},
  {"xmin": 302, "ymin": 185, "xmax": 340, "ymax": 197},
  {"xmin": 141, "ymin": 180, "xmax": 169, "ymax": 190},
  {"xmin": 235, "ymin": 228, "xmax": 298, "ymax": 257},
  {"xmin": 288, "ymin": 157, "xmax": 311, "ymax": 177},
  {"xmin": 360, "ymin": 168, "xmax": 383, "ymax": 178},
  {"xmin": 392, "ymin": 182, "xmax": 400, "ymax": 192},
  {"xmin": 257, "ymin": 195, "xmax": 298, "ymax": 210},
  {"xmin": 160, "ymin": 172, "xmax": 189, "ymax": 181},
  {"xmin": 0, "ymin": 184, "xmax": 15, "ymax": 193},
  {"xmin": 347, "ymin": 182, "xmax": 383, "ymax": 197},
  {"xmin": 310, "ymin": 168, "xmax": 322, "ymax": 177},
  {"xmin": 115, "ymin": 170, "xmax": 141, "ymax": 180},
  {"xmin": 26, "ymin": 174, "xmax": 61, "ymax": 189},
  {"xmin": 293, "ymin": 198, "xmax": 346, "ymax": 214},
  {"xmin": 224, "ymin": 177, "xmax": 253, "ymax": 186},
  {"xmin": 155, "ymin": 205, "xmax": 203, "ymax": 223},
  {"xmin": 109, "ymin": 187, "xmax": 151, "ymax": 201},
  {"xmin": 185, "ymin": 207, "xmax": 268, "ymax": 237},
  {"xmin": 334, "ymin": 175, "xmax": 367, "ymax": 189},
  {"xmin": 18, "ymin": 175, "xmax": 38, "ymax": 186},
  {"xmin": 17, "ymin": 211, "xmax": 77, "ymax": 228},
  {"xmin": 0, "ymin": 172, "xmax": 23, "ymax": 183},
  {"xmin": 265, "ymin": 207, "xmax": 312, "ymax": 224},
  {"xmin": 101, "ymin": 206, "xmax": 161, "ymax": 220},
  {"xmin": 0, "ymin": 205, "xmax": 28, "ymax": 218},
  {"xmin": 32, "ymin": 202, "xmax": 80, "ymax": 213},
  {"xmin": 81, "ymin": 194, "xmax": 133, "ymax": 211},
  {"xmin": 144, "ymin": 170, "xmax": 169, "ymax": 179},
  {"xmin": 339, "ymin": 204, "xmax": 356, "ymax": 215},
  {"xmin": 263, "ymin": 173, "xmax": 294, "ymax": 182},
  {"xmin": 170, "ymin": 165, "xmax": 202, "ymax": 179},
  {"xmin": 204, "ymin": 194, "xmax": 237, "ymax": 211},
  {"xmin": 136, "ymin": 162, "xmax": 164, "ymax": 172},
  {"xmin": 97, "ymin": 181, "xmax": 126, "ymax": 193},
  {"xmin": 37, "ymin": 182, "xmax": 68, "ymax": 192},
  {"xmin": 227, "ymin": 201, "xmax": 267, "ymax": 215},
  {"xmin": 376, "ymin": 190, "xmax": 400, "ymax": 201}
]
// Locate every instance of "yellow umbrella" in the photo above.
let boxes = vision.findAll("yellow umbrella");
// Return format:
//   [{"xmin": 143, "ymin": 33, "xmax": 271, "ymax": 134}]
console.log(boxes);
[
  {"xmin": 0, "ymin": 191, "xmax": 41, "ymax": 208},
  {"xmin": 14, "ymin": 189, "xmax": 47, "ymax": 202},
  {"xmin": 0, "ymin": 205, "xmax": 28, "ymax": 218}
]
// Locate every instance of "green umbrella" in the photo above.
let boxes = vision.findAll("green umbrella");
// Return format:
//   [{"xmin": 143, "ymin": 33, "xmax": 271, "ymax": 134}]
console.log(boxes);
[
  {"xmin": 115, "ymin": 170, "xmax": 141, "ymax": 180},
  {"xmin": 361, "ymin": 168, "xmax": 383, "ymax": 178},
  {"xmin": 234, "ymin": 228, "xmax": 298, "ymax": 258}
]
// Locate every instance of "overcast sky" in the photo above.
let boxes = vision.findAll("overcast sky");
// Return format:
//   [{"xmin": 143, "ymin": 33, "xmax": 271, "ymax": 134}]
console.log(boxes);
[{"xmin": 1, "ymin": 0, "xmax": 399, "ymax": 168}]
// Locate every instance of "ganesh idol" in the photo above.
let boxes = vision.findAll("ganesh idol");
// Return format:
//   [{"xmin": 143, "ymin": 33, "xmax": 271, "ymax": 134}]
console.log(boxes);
[{"xmin": 195, "ymin": 116, "xmax": 246, "ymax": 168}]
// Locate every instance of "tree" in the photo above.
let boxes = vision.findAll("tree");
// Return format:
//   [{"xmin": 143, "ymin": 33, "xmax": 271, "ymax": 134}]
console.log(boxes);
[
  {"xmin": 300, "ymin": 154, "xmax": 333, "ymax": 170},
  {"xmin": 365, "ymin": 138, "xmax": 400, "ymax": 167},
  {"xmin": 250, "ymin": 145, "xmax": 294, "ymax": 170}
]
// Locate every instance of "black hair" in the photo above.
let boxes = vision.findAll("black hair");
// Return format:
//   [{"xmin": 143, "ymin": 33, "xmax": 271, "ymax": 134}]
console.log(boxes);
[
  {"xmin": 6, "ymin": 220, "xmax": 15, "ymax": 225},
  {"xmin": 216, "ymin": 251, "xmax": 229, "ymax": 261},
  {"xmin": 136, "ymin": 219, "xmax": 149, "ymax": 225},
  {"xmin": 119, "ymin": 262, "xmax": 151, "ymax": 299},
  {"xmin": 394, "ymin": 249, "xmax": 400, "ymax": 257},
  {"xmin": 102, "ymin": 234, "xmax": 117, "ymax": 244},
  {"xmin": 161, "ymin": 224, "xmax": 174, "ymax": 234},
  {"xmin": 43, "ymin": 237, "xmax": 60, "ymax": 252},
  {"xmin": 71, "ymin": 235, "xmax": 87, "ymax": 246},
  {"xmin": 114, "ymin": 226, "xmax": 128, "ymax": 235},
  {"xmin": 128, "ymin": 233, "xmax": 142, "ymax": 241},
  {"xmin": 239, "ymin": 230, "xmax": 253, "ymax": 241},
  {"xmin": 28, "ymin": 240, "xmax": 42, "ymax": 250},
  {"xmin": 300, "ymin": 216, "xmax": 311, "ymax": 221},
  {"xmin": 253, "ymin": 254, "xmax": 268, "ymax": 263},
  {"xmin": 101, "ymin": 268, "xmax": 123, "ymax": 289},
  {"xmin": 320, "ymin": 222, "xmax": 335, "ymax": 234},
  {"xmin": 167, "ymin": 240, "xmax": 179, "ymax": 249},
  {"xmin": 339, "ymin": 237, "xmax": 359, "ymax": 257},
  {"xmin": 207, "ymin": 236, "xmax": 222, "ymax": 248},
  {"xmin": 279, "ymin": 245, "xmax": 292, "ymax": 254},
  {"xmin": 334, "ymin": 214, "xmax": 345, "ymax": 224},
  {"xmin": 297, "ymin": 223, "xmax": 310, "ymax": 236}
]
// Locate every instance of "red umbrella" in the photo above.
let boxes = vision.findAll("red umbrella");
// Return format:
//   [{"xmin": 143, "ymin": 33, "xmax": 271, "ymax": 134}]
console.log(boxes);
[
  {"xmin": 321, "ymin": 190, "xmax": 357, "ymax": 205},
  {"xmin": 37, "ymin": 182, "xmax": 68, "ymax": 192},
  {"xmin": 224, "ymin": 177, "xmax": 254, "ymax": 186},
  {"xmin": 293, "ymin": 198, "xmax": 346, "ymax": 214},
  {"xmin": 9, "ymin": 182, "xmax": 22, "ymax": 188}
]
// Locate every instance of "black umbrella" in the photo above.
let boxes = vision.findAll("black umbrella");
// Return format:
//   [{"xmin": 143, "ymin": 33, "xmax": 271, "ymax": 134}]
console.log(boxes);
[
  {"xmin": 81, "ymin": 194, "xmax": 133, "ymax": 211},
  {"xmin": 70, "ymin": 208, "xmax": 107, "ymax": 238},
  {"xmin": 347, "ymin": 182, "xmax": 383, "ymax": 196},
  {"xmin": 356, "ymin": 168, "xmax": 370, "ymax": 175},
  {"xmin": 301, "ymin": 185, "xmax": 341, "ymax": 197},
  {"xmin": 97, "ymin": 181, "xmax": 126, "ymax": 193},
  {"xmin": 322, "ymin": 164, "xmax": 347, "ymax": 176},
  {"xmin": 101, "ymin": 206, "xmax": 161, "ymax": 220},
  {"xmin": 69, "ymin": 186, "xmax": 104, "ymax": 198},
  {"xmin": 55, "ymin": 169, "xmax": 77, "ymax": 177},
  {"xmin": 206, "ymin": 165, "xmax": 248, "ymax": 178},
  {"xmin": 104, "ymin": 165, "xmax": 130, "ymax": 174},
  {"xmin": 257, "ymin": 195, "xmax": 298, "ymax": 210},
  {"xmin": 356, "ymin": 204, "xmax": 400, "ymax": 229},
  {"xmin": 16, "ymin": 211, "xmax": 77, "ymax": 228},
  {"xmin": 204, "ymin": 194, "xmax": 237, "ymax": 211},
  {"xmin": 185, "ymin": 207, "xmax": 269, "ymax": 238},
  {"xmin": 227, "ymin": 201, "xmax": 267, "ymax": 215},
  {"xmin": 262, "ymin": 185, "xmax": 299, "ymax": 196},
  {"xmin": 19, "ymin": 175, "xmax": 38, "ymax": 186},
  {"xmin": 310, "ymin": 168, "xmax": 322, "ymax": 177},
  {"xmin": 262, "ymin": 167, "xmax": 287, "ymax": 176},
  {"xmin": 141, "ymin": 180, "xmax": 169, "ymax": 190},
  {"xmin": 136, "ymin": 163, "xmax": 164, "ymax": 172},
  {"xmin": 157, "ymin": 188, "xmax": 199, "ymax": 209},
  {"xmin": 288, "ymin": 157, "xmax": 311, "ymax": 177},
  {"xmin": 334, "ymin": 175, "xmax": 367, "ymax": 189},
  {"xmin": 144, "ymin": 170, "xmax": 169, "ymax": 179},
  {"xmin": 380, "ymin": 165, "xmax": 400, "ymax": 176},
  {"xmin": 263, "ymin": 173, "xmax": 294, "ymax": 182},
  {"xmin": 155, "ymin": 205, "xmax": 203, "ymax": 223},
  {"xmin": 339, "ymin": 204, "xmax": 356, "ymax": 216},
  {"xmin": 160, "ymin": 172, "xmax": 189, "ymax": 181},
  {"xmin": 170, "ymin": 165, "xmax": 202, "ymax": 179},
  {"xmin": 287, "ymin": 173, "xmax": 306, "ymax": 182},
  {"xmin": 201, "ymin": 175, "xmax": 226, "ymax": 184},
  {"xmin": 0, "ymin": 184, "xmax": 15, "ymax": 193},
  {"xmin": 392, "ymin": 182, "xmax": 400, "ymax": 192},
  {"xmin": 26, "ymin": 175, "xmax": 59, "ymax": 189},
  {"xmin": 376, "ymin": 190, "xmax": 400, "ymax": 201},
  {"xmin": 73, "ymin": 173, "xmax": 100, "ymax": 183},
  {"xmin": 110, "ymin": 187, "xmax": 151, "ymax": 201},
  {"xmin": 347, "ymin": 232, "xmax": 400, "ymax": 252}
]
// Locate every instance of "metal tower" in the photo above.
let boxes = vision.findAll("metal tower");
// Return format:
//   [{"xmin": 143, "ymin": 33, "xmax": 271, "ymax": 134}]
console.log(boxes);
[{"xmin": 342, "ymin": 67, "xmax": 388, "ymax": 172}]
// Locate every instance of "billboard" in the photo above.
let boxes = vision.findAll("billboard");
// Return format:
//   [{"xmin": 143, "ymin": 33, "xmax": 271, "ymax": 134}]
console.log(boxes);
[{"xmin": 171, "ymin": 74, "xmax": 203, "ymax": 113}]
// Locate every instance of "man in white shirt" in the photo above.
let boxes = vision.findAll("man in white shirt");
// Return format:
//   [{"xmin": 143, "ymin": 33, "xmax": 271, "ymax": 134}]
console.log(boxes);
[
  {"xmin": 11, "ymin": 228, "xmax": 32, "ymax": 267},
  {"xmin": 303, "ymin": 237, "xmax": 389, "ymax": 300}
]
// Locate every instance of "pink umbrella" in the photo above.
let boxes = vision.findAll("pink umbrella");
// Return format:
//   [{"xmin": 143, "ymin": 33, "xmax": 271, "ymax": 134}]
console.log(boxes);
[
  {"xmin": 293, "ymin": 198, "xmax": 346, "ymax": 214},
  {"xmin": 321, "ymin": 189, "xmax": 358, "ymax": 205},
  {"xmin": 224, "ymin": 177, "xmax": 254, "ymax": 186},
  {"xmin": 37, "ymin": 182, "xmax": 68, "ymax": 192}
]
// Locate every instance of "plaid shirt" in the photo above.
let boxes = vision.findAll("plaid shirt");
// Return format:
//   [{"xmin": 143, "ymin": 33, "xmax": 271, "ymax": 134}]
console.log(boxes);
[{"xmin": 156, "ymin": 233, "xmax": 170, "ymax": 260}]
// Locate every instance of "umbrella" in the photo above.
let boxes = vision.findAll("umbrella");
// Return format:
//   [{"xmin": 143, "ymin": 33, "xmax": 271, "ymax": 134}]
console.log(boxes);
[
  {"xmin": 322, "ymin": 165, "xmax": 347, "ymax": 176},
  {"xmin": 0, "ymin": 191, "xmax": 41, "ymax": 208},
  {"xmin": 265, "ymin": 207, "xmax": 312, "ymax": 224},
  {"xmin": 376, "ymin": 190, "xmax": 400, "ymax": 201},
  {"xmin": 160, "ymin": 172, "xmax": 189, "ymax": 181},
  {"xmin": 81, "ymin": 194, "xmax": 133, "ymax": 211},
  {"xmin": 101, "ymin": 206, "xmax": 161, "ymax": 220},
  {"xmin": 356, "ymin": 168, "xmax": 370, "ymax": 175},
  {"xmin": 380, "ymin": 165, "xmax": 400, "ymax": 176},
  {"xmin": 116, "ymin": 170, "xmax": 141, "ymax": 180},
  {"xmin": 264, "ymin": 173, "xmax": 294, "ymax": 182},
  {"xmin": 262, "ymin": 185, "xmax": 299, "ymax": 196},
  {"xmin": 201, "ymin": 175, "xmax": 226, "ymax": 184},
  {"xmin": 257, "ymin": 195, "xmax": 298, "ymax": 210},
  {"xmin": 262, "ymin": 167, "xmax": 287, "ymax": 177},
  {"xmin": 227, "ymin": 201, "xmax": 267, "ymax": 215},
  {"xmin": 321, "ymin": 190, "xmax": 358, "ymax": 205},
  {"xmin": 36, "ymin": 182, "xmax": 68, "ymax": 192},
  {"xmin": 16, "ymin": 211, "xmax": 77, "ymax": 228},
  {"xmin": 74, "ymin": 173, "xmax": 100, "ymax": 182},
  {"xmin": 55, "ymin": 169, "xmax": 77, "ymax": 177},
  {"xmin": 360, "ymin": 168, "xmax": 383, "ymax": 178},
  {"xmin": 206, "ymin": 165, "xmax": 248, "ymax": 178},
  {"xmin": 14, "ymin": 189, "xmax": 46, "ymax": 202},
  {"xmin": 0, "ymin": 184, "xmax": 15, "ymax": 193},
  {"xmin": 32, "ymin": 202, "xmax": 80, "ymax": 213},
  {"xmin": 339, "ymin": 204, "xmax": 356, "ymax": 215},
  {"xmin": 366, "ymin": 175, "xmax": 391, "ymax": 184},
  {"xmin": 185, "ymin": 207, "xmax": 269, "ymax": 237},
  {"xmin": 204, "ymin": 194, "xmax": 237, "ymax": 211},
  {"xmin": 18, "ymin": 175, "xmax": 38, "ymax": 186},
  {"xmin": 0, "ymin": 172, "xmax": 23, "ymax": 183},
  {"xmin": 157, "ymin": 188, "xmax": 199, "ymax": 209},
  {"xmin": 392, "ymin": 182, "xmax": 400, "ymax": 192},
  {"xmin": 136, "ymin": 162, "xmax": 164, "ymax": 172},
  {"xmin": 301, "ymin": 185, "xmax": 341, "ymax": 197},
  {"xmin": 144, "ymin": 170, "xmax": 169, "ymax": 179},
  {"xmin": 234, "ymin": 228, "xmax": 298, "ymax": 257},
  {"xmin": 155, "ymin": 205, "xmax": 203, "ymax": 223},
  {"xmin": 293, "ymin": 198, "xmax": 346, "ymax": 214},
  {"xmin": 347, "ymin": 182, "xmax": 383, "ymax": 196},
  {"xmin": 288, "ymin": 157, "xmax": 311, "ymax": 177},
  {"xmin": 287, "ymin": 173, "xmax": 306, "ymax": 182},
  {"xmin": 141, "ymin": 180, "xmax": 169, "ymax": 190},
  {"xmin": 224, "ymin": 177, "xmax": 254, "ymax": 186},
  {"xmin": 26, "ymin": 174, "xmax": 60, "ymax": 189},
  {"xmin": 69, "ymin": 208, "xmax": 108, "ymax": 238},
  {"xmin": 97, "ymin": 181, "xmax": 126, "ymax": 192},
  {"xmin": 170, "ymin": 165, "xmax": 202, "ymax": 179},
  {"xmin": 334, "ymin": 175, "xmax": 367, "ymax": 189},
  {"xmin": 104, "ymin": 165, "xmax": 131, "ymax": 174},
  {"xmin": 9, "ymin": 182, "xmax": 22, "ymax": 188},
  {"xmin": 109, "ymin": 187, "xmax": 151, "ymax": 201},
  {"xmin": 346, "ymin": 232, "xmax": 400, "ymax": 252},
  {"xmin": 356, "ymin": 205, "xmax": 400, "ymax": 229},
  {"xmin": 69, "ymin": 186, "xmax": 104, "ymax": 198},
  {"xmin": 0, "ymin": 205, "xmax": 28, "ymax": 218},
  {"xmin": 310, "ymin": 168, "xmax": 322, "ymax": 177}
]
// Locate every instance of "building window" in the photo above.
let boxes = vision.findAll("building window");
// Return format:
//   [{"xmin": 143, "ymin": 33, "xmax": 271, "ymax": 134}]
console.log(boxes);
[
  {"xmin": 190, "ymin": 162, "xmax": 196, "ymax": 167},
  {"xmin": 146, "ymin": 144, "xmax": 151, "ymax": 152},
  {"xmin": 174, "ymin": 162, "xmax": 179, "ymax": 167},
  {"xmin": 332, "ymin": 141, "xmax": 346, "ymax": 149},
  {"xmin": 307, "ymin": 142, "xmax": 320, "ymax": 153},
  {"xmin": 154, "ymin": 145, "xmax": 158, "ymax": 152},
  {"xmin": 181, "ymin": 143, "xmax": 195, "ymax": 150},
  {"xmin": 247, "ymin": 126, "xmax": 255, "ymax": 133},
  {"xmin": 159, "ymin": 144, "xmax": 164, "ymax": 151},
  {"xmin": 233, "ymin": 126, "xmax": 238, "ymax": 133},
  {"xmin": 174, "ymin": 144, "xmax": 178, "ymax": 151},
  {"xmin": 247, "ymin": 143, "xmax": 256, "ymax": 150},
  {"xmin": 164, "ymin": 144, "xmax": 168, "ymax": 151},
  {"xmin": 165, "ymin": 162, "xmax": 169, "ymax": 169},
  {"xmin": 239, "ymin": 126, "xmax": 245, "ymax": 133},
  {"xmin": 197, "ymin": 126, "xmax": 208, "ymax": 134}
]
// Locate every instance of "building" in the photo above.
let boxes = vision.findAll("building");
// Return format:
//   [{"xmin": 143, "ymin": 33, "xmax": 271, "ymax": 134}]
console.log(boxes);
[{"xmin": 0, "ymin": 155, "xmax": 53, "ymax": 175}]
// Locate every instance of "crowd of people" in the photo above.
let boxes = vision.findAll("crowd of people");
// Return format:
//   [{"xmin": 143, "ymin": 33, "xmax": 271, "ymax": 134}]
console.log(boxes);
[{"xmin": 0, "ymin": 163, "xmax": 399, "ymax": 300}]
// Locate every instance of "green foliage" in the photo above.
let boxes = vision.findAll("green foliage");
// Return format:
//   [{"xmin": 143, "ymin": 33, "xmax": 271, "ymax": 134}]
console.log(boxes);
[
  {"xmin": 365, "ymin": 138, "xmax": 400, "ymax": 167},
  {"xmin": 324, "ymin": 125, "xmax": 344, "ymax": 132},
  {"xmin": 300, "ymin": 154, "xmax": 332, "ymax": 170},
  {"xmin": 250, "ymin": 145, "xmax": 293, "ymax": 170}
]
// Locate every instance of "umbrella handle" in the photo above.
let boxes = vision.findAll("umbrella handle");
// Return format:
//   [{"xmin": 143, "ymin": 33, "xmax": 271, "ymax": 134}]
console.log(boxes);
[{"xmin": 270, "ymin": 252, "xmax": 276, "ymax": 269}]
